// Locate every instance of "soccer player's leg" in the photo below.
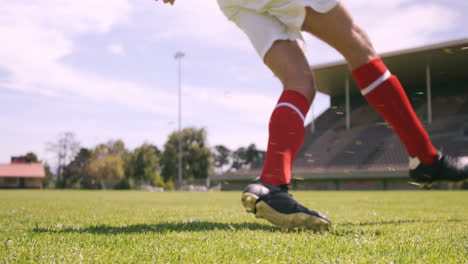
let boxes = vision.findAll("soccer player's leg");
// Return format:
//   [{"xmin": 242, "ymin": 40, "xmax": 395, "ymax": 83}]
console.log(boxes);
[
  {"xmin": 225, "ymin": 10, "xmax": 331, "ymax": 230},
  {"xmin": 241, "ymin": 40, "xmax": 331, "ymax": 230},
  {"xmin": 242, "ymin": 40, "xmax": 330, "ymax": 230},
  {"xmin": 301, "ymin": 3, "xmax": 468, "ymax": 184}
]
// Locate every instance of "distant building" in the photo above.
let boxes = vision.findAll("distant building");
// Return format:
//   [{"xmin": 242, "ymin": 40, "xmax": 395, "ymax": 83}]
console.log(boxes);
[{"xmin": 0, "ymin": 157, "xmax": 45, "ymax": 189}]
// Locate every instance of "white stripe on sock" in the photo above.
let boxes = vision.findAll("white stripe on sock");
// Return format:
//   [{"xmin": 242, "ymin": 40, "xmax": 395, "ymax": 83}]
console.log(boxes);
[
  {"xmin": 409, "ymin": 156, "xmax": 421, "ymax": 170},
  {"xmin": 275, "ymin": 102, "xmax": 305, "ymax": 122},
  {"xmin": 361, "ymin": 70, "xmax": 391, "ymax": 96}
]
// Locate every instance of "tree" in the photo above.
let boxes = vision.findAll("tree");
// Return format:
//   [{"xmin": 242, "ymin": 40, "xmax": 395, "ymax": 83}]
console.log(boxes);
[
  {"xmin": 25, "ymin": 152, "xmax": 39, "ymax": 163},
  {"xmin": 93, "ymin": 139, "xmax": 127, "ymax": 158},
  {"xmin": 212, "ymin": 145, "xmax": 231, "ymax": 172},
  {"xmin": 42, "ymin": 163, "xmax": 54, "ymax": 189},
  {"xmin": 161, "ymin": 128, "xmax": 213, "ymax": 185},
  {"xmin": 126, "ymin": 143, "xmax": 163, "ymax": 187},
  {"xmin": 230, "ymin": 144, "xmax": 264, "ymax": 171},
  {"xmin": 62, "ymin": 148, "xmax": 91, "ymax": 188},
  {"xmin": 87, "ymin": 155, "xmax": 125, "ymax": 189},
  {"xmin": 161, "ymin": 137, "xmax": 177, "ymax": 183},
  {"xmin": 245, "ymin": 143, "xmax": 265, "ymax": 169},
  {"xmin": 46, "ymin": 132, "xmax": 80, "ymax": 188},
  {"xmin": 11, "ymin": 152, "xmax": 39, "ymax": 163},
  {"xmin": 86, "ymin": 140, "xmax": 128, "ymax": 189},
  {"xmin": 230, "ymin": 146, "xmax": 247, "ymax": 171}
]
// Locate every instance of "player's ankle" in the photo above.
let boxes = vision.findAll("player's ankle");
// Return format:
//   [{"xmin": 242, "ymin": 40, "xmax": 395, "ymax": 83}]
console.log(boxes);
[{"xmin": 417, "ymin": 149, "xmax": 438, "ymax": 165}]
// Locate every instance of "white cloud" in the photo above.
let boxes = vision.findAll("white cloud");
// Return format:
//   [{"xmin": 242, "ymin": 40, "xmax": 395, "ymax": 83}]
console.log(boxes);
[
  {"xmin": 347, "ymin": 1, "xmax": 459, "ymax": 52},
  {"xmin": 371, "ymin": 5, "xmax": 458, "ymax": 52},
  {"xmin": 0, "ymin": 0, "xmax": 259, "ymax": 119},
  {"xmin": 3, "ymin": 0, "xmax": 457, "ymax": 107},
  {"xmin": 141, "ymin": 1, "xmax": 253, "ymax": 52},
  {"xmin": 0, "ymin": 0, "xmax": 180, "ymax": 115},
  {"xmin": 108, "ymin": 43, "xmax": 125, "ymax": 56}
]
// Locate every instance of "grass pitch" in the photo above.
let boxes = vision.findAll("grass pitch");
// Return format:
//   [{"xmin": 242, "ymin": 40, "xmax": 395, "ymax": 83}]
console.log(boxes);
[{"xmin": 0, "ymin": 190, "xmax": 467, "ymax": 263}]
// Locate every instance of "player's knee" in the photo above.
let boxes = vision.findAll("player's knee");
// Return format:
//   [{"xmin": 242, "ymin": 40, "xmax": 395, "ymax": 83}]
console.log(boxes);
[
  {"xmin": 353, "ymin": 26, "xmax": 374, "ymax": 54},
  {"xmin": 306, "ymin": 82, "xmax": 317, "ymax": 102},
  {"xmin": 344, "ymin": 25, "xmax": 376, "ymax": 69}
]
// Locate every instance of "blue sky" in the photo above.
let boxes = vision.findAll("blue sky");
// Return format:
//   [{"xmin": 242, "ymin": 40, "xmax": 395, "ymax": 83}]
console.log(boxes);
[{"xmin": 0, "ymin": 0, "xmax": 467, "ymax": 164}]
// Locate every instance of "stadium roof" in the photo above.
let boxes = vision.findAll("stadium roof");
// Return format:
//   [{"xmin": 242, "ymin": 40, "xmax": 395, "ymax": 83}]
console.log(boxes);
[
  {"xmin": 312, "ymin": 38, "xmax": 468, "ymax": 96},
  {"xmin": 0, "ymin": 164, "xmax": 45, "ymax": 178}
]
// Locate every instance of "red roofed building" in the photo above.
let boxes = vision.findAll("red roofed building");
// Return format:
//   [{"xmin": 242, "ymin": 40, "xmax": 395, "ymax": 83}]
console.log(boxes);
[{"xmin": 0, "ymin": 158, "xmax": 45, "ymax": 189}]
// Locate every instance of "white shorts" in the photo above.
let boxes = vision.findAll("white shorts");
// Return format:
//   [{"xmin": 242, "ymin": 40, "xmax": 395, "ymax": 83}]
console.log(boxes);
[{"xmin": 217, "ymin": 0, "xmax": 339, "ymax": 59}]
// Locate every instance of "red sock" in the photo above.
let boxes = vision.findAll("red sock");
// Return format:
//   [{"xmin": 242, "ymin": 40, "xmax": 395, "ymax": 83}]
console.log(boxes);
[
  {"xmin": 261, "ymin": 90, "xmax": 310, "ymax": 186},
  {"xmin": 352, "ymin": 57, "xmax": 437, "ymax": 165}
]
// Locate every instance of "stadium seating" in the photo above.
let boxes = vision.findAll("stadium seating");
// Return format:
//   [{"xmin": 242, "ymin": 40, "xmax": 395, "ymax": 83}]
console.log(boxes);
[{"xmin": 293, "ymin": 93, "xmax": 468, "ymax": 173}]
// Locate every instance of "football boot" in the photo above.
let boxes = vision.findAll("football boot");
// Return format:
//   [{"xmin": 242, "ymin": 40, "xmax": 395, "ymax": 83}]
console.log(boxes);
[
  {"xmin": 241, "ymin": 178, "xmax": 331, "ymax": 231},
  {"xmin": 409, "ymin": 152, "xmax": 468, "ymax": 186}
]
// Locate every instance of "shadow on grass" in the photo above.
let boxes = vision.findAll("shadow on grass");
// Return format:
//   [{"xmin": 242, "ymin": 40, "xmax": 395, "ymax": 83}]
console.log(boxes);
[
  {"xmin": 32, "ymin": 221, "xmax": 278, "ymax": 234},
  {"xmin": 33, "ymin": 219, "xmax": 465, "ymax": 236}
]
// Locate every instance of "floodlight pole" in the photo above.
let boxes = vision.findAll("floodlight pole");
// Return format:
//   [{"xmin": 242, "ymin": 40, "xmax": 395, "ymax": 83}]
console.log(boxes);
[{"xmin": 174, "ymin": 51, "xmax": 185, "ymax": 188}]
